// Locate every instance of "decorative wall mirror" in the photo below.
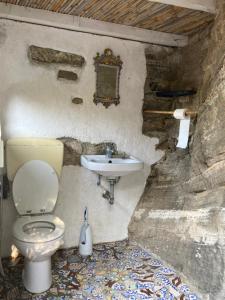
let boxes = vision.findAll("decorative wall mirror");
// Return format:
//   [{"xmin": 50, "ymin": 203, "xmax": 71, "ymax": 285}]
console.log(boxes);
[{"xmin": 93, "ymin": 49, "xmax": 123, "ymax": 108}]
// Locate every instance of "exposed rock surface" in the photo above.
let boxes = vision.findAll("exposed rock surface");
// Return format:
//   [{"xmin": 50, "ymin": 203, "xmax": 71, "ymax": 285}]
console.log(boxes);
[
  {"xmin": 142, "ymin": 45, "xmax": 194, "ymax": 151},
  {"xmin": 58, "ymin": 137, "xmax": 116, "ymax": 166},
  {"xmin": 58, "ymin": 70, "xmax": 78, "ymax": 81},
  {"xmin": 28, "ymin": 45, "xmax": 85, "ymax": 67},
  {"xmin": 129, "ymin": 2, "xmax": 225, "ymax": 299}
]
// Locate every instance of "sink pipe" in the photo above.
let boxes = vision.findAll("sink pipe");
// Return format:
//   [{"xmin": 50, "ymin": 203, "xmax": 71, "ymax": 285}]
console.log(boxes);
[{"xmin": 98, "ymin": 175, "xmax": 120, "ymax": 205}]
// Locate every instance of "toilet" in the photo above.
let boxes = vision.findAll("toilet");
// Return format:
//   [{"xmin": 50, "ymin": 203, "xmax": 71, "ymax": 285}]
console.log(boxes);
[{"xmin": 6, "ymin": 138, "xmax": 65, "ymax": 294}]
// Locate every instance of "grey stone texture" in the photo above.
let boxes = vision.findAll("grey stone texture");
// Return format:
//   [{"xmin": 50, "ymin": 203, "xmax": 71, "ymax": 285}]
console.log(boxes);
[
  {"xmin": 58, "ymin": 70, "xmax": 78, "ymax": 81},
  {"xmin": 142, "ymin": 45, "xmax": 193, "ymax": 151},
  {"xmin": 28, "ymin": 45, "xmax": 85, "ymax": 67},
  {"xmin": 58, "ymin": 137, "xmax": 117, "ymax": 166},
  {"xmin": 129, "ymin": 2, "xmax": 225, "ymax": 299}
]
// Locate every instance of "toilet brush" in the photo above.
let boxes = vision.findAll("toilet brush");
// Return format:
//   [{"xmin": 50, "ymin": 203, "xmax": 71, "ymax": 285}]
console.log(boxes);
[{"xmin": 79, "ymin": 207, "xmax": 93, "ymax": 258}]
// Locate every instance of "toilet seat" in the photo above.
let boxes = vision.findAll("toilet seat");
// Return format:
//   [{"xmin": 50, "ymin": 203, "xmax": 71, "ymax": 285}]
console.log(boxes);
[
  {"xmin": 12, "ymin": 160, "xmax": 59, "ymax": 215},
  {"xmin": 13, "ymin": 215, "xmax": 65, "ymax": 243}
]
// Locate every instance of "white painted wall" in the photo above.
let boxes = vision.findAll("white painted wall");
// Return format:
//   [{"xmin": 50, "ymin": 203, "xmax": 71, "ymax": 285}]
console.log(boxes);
[{"xmin": 0, "ymin": 20, "xmax": 162, "ymax": 257}]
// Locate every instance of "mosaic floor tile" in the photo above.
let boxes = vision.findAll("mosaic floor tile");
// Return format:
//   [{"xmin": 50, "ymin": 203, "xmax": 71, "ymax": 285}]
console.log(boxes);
[{"xmin": 0, "ymin": 240, "xmax": 200, "ymax": 300}]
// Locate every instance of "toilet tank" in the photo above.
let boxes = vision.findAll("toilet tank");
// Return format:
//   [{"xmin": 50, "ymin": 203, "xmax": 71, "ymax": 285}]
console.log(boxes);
[{"xmin": 6, "ymin": 138, "xmax": 64, "ymax": 181}]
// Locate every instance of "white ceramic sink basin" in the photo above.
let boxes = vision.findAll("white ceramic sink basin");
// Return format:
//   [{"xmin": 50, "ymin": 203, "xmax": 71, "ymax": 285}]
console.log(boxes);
[{"xmin": 81, "ymin": 155, "xmax": 144, "ymax": 177}]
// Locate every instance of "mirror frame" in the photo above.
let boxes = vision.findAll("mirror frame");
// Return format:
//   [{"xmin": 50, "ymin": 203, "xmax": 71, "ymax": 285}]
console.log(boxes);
[{"xmin": 93, "ymin": 48, "xmax": 123, "ymax": 108}]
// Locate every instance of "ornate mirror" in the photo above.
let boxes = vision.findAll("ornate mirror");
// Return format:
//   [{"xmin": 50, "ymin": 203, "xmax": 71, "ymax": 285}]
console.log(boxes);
[{"xmin": 93, "ymin": 49, "xmax": 122, "ymax": 108}]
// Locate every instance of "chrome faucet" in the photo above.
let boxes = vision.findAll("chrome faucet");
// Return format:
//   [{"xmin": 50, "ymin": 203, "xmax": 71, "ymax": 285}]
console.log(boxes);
[{"xmin": 106, "ymin": 145, "xmax": 114, "ymax": 158}]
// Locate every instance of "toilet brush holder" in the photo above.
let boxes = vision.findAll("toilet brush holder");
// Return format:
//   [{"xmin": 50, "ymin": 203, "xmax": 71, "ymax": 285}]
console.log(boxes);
[{"xmin": 79, "ymin": 207, "xmax": 93, "ymax": 257}]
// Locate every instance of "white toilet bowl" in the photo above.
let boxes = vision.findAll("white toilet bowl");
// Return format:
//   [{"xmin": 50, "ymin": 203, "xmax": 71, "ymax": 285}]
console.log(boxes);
[
  {"xmin": 13, "ymin": 215, "xmax": 64, "ymax": 293},
  {"xmin": 6, "ymin": 139, "xmax": 65, "ymax": 293}
]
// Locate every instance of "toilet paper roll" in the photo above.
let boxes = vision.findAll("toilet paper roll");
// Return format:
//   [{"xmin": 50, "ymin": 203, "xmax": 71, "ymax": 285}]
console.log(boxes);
[
  {"xmin": 173, "ymin": 109, "xmax": 190, "ymax": 149},
  {"xmin": 173, "ymin": 109, "xmax": 187, "ymax": 120}
]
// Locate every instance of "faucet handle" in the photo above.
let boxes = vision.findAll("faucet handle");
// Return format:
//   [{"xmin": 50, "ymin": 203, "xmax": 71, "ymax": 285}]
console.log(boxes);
[
  {"xmin": 106, "ymin": 145, "xmax": 114, "ymax": 157},
  {"xmin": 106, "ymin": 145, "xmax": 113, "ymax": 153},
  {"xmin": 106, "ymin": 145, "xmax": 113, "ymax": 151}
]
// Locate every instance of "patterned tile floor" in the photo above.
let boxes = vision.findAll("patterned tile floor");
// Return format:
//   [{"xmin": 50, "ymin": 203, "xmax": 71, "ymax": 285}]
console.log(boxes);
[{"xmin": 0, "ymin": 240, "xmax": 200, "ymax": 300}]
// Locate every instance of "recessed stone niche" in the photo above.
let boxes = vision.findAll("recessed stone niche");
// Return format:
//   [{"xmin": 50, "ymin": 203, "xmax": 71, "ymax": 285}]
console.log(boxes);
[{"xmin": 28, "ymin": 45, "xmax": 85, "ymax": 67}]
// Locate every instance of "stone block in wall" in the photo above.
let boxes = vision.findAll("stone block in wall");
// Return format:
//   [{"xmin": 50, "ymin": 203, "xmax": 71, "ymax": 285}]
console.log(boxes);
[
  {"xmin": 142, "ymin": 46, "xmax": 182, "ymax": 150},
  {"xmin": 143, "ymin": 96, "xmax": 173, "ymax": 111},
  {"xmin": 58, "ymin": 70, "xmax": 78, "ymax": 81},
  {"xmin": 142, "ymin": 119, "xmax": 166, "ymax": 132},
  {"xmin": 28, "ymin": 45, "xmax": 85, "ymax": 67},
  {"xmin": 82, "ymin": 142, "xmax": 115, "ymax": 156},
  {"xmin": 60, "ymin": 138, "xmax": 82, "ymax": 166},
  {"xmin": 145, "ymin": 50, "xmax": 179, "ymax": 92},
  {"xmin": 72, "ymin": 97, "xmax": 83, "ymax": 104},
  {"xmin": 58, "ymin": 137, "xmax": 117, "ymax": 166}
]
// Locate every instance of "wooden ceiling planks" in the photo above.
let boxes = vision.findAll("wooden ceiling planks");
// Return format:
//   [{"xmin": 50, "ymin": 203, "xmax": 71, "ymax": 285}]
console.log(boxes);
[
  {"xmin": 131, "ymin": 4, "xmax": 183, "ymax": 28},
  {"xmin": 135, "ymin": 7, "xmax": 213, "ymax": 34},
  {"xmin": 0, "ymin": 0, "xmax": 214, "ymax": 35},
  {"xmin": 156, "ymin": 11, "xmax": 213, "ymax": 34}
]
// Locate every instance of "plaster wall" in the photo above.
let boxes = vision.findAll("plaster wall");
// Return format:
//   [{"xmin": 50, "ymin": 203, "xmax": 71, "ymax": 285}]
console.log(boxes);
[{"xmin": 0, "ymin": 20, "xmax": 163, "ymax": 257}]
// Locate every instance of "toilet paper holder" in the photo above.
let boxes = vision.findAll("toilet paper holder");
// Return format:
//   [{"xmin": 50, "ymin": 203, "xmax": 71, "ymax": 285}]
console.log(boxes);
[
  {"xmin": 144, "ymin": 110, "xmax": 197, "ymax": 117},
  {"xmin": 144, "ymin": 109, "xmax": 197, "ymax": 149}
]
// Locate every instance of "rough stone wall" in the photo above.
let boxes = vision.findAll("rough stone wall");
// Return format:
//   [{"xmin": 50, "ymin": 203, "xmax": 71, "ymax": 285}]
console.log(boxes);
[
  {"xmin": 129, "ymin": 2, "xmax": 225, "ymax": 299},
  {"xmin": 143, "ymin": 45, "xmax": 181, "ymax": 150},
  {"xmin": 59, "ymin": 138, "xmax": 117, "ymax": 166}
]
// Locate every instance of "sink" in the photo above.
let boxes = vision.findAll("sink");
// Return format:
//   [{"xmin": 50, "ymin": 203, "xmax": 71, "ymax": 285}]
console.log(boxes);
[{"xmin": 81, "ymin": 155, "xmax": 144, "ymax": 177}]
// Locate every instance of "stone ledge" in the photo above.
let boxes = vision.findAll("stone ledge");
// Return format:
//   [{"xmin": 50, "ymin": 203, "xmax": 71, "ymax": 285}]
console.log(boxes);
[
  {"xmin": 58, "ymin": 137, "xmax": 116, "ymax": 166},
  {"xmin": 28, "ymin": 45, "xmax": 85, "ymax": 67}
]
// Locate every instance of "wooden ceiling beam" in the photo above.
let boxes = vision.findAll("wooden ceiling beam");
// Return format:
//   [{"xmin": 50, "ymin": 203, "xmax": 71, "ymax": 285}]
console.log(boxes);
[
  {"xmin": 0, "ymin": 3, "xmax": 188, "ymax": 47},
  {"xmin": 148, "ymin": 0, "xmax": 216, "ymax": 14}
]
